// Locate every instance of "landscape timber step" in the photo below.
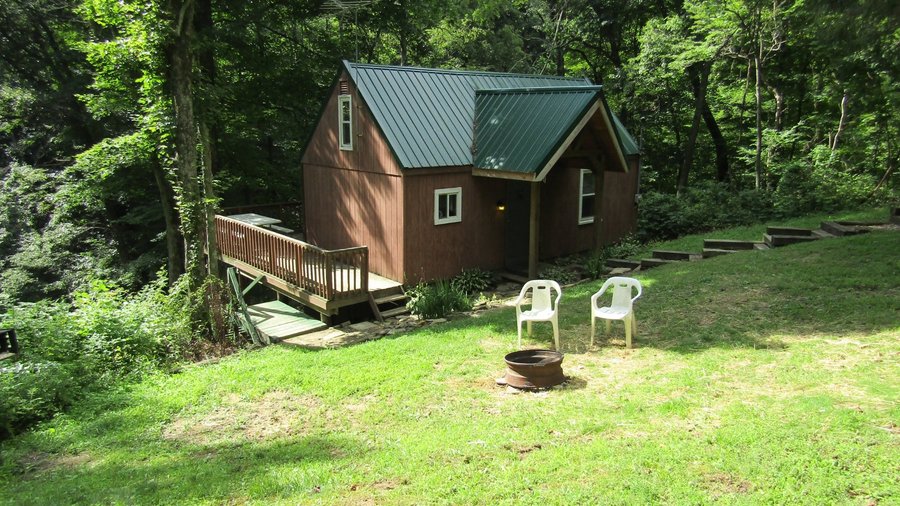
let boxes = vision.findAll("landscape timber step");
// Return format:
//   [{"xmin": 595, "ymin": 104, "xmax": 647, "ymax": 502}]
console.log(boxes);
[
  {"xmin": 763, "ymin": 233, "xmax": 821, "ymax": 248},
  {"xmin": 821, "ymin": 221, "xmax": 865, "ymax": 236},
  {"xmin": 380, "ymin": 306, "xmax": 411, "ymax": 319},
  {"xmin": 703, "ymin": 239, "xmax": 763, "ymax": 251},
  {"xmin": 766, "ymin": 226, "xmax": 816, "ymax": 236},
  {"xmin": 651, "ymin": 250, "xmax": 693, "ymax": 261},
  {"xmin": 605, "ymin": 258, "xmax": 641, "ymax": 269},
  {"xmin": 702, "ymin": 248, "xmax": 737, "ymax": 258},
  {"xmin": 640, "ymin": 258, "xmax": 675, "ymax": 269}
]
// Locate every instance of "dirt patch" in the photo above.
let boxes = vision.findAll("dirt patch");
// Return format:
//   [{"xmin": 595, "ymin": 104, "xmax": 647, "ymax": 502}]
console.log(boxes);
[
  {"xmin": 163, "ymin": 390, "xmax": 322, "ymax": 444},
  {"xmin": 18, "ymin": 451, "xmax": 95, "ymax": 477},
  {"xmin": 703, "ymin": 472, "xmax": 752, "ymax": 496}
]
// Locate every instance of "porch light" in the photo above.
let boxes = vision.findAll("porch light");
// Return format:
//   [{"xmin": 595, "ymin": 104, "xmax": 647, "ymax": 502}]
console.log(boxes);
[{"xmin": 496, "ymin": 200, "xmax": 506, "ymax": 211}]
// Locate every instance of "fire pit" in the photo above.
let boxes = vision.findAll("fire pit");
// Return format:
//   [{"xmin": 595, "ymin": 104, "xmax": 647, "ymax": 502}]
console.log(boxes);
[{"xmin": 502, "ymin": 349, "xmax": 565, "ymax": 389}]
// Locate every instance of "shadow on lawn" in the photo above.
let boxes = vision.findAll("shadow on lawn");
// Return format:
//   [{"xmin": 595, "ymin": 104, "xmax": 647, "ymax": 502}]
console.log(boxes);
[{"xmin": 13, "ymin": 434, "xmax": 359, "ymax": 504}]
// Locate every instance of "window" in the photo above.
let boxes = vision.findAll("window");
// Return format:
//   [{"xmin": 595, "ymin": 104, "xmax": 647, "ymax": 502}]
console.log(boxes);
[
  {"xmin": 434, "ymin": 187, "xmax": 462, "ymax": 225},
  {"xmin": 338, "ymin": 95, "xmax": 353, "ymax": 150},
  {"xmin": 578, "ymin": 168, "xmax": 595, "ymax": 224}
]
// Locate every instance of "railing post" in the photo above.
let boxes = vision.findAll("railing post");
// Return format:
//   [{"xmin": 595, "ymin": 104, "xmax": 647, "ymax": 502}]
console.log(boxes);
[
  {"xmin": 361, "ymin": 248, "xmax": 369, "ymax": 293},
  {"xmin": 325, "ymin": 254, "xmax": 334, "ymax": 300}
]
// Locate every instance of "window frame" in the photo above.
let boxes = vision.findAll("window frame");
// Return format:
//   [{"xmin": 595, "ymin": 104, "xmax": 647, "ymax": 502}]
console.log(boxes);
[
  {"xmin": 578, "ymin": 168, "xmax": 595, "ymax": 225},
  {"xmin": 338, "ymin": 94, "xmax": 353, "ymax": 151},
  {"xmin": 434, "ymin": 187, "xmax": 462, "ymax": 225}
]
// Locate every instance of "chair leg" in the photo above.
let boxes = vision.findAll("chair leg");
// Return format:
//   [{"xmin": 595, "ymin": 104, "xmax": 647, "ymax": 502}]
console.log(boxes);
[
  {"xmin": 552, "ymin": 317, "xmax": 559, "ymax": 350},
  {"xmin": 517, "ymin": 319, "xmax": 523, "ymax": 348},
  {"xmin": 605, "ymin": 320, "xmax": 611, "ymax": 335},
  {"xmin": 527, "ymin": 321, "xmax": 532, "ymax": 337},
  {"xmin": 590, "ymin": 317, "xmax": 596, "ymax": 347},
  {"xmin": 625, "ymin": 315, "xmax": 632, "ymax": 349},
  {"xmin": 632, "ymin": 314, "xmax": 637, "ymax": 336}
]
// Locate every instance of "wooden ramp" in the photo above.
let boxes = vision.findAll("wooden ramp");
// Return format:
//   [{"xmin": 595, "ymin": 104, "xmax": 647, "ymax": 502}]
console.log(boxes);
[{"xmin": 245, "ymin": 300, "xmax": 327, "ymax": 342}]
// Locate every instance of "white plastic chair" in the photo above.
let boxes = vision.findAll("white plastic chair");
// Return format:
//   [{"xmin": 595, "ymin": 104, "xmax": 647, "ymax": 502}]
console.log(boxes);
[
  {"xmin": 590, "ymin": 277, "xmax": 643, "ymax": 348},
  {"xmin": 514, "ymin": 280, "xmax": 562, "ymax": 350}
]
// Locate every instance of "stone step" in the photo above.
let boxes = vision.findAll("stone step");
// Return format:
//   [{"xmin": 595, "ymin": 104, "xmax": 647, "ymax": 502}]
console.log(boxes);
[
  {"xmin": 763, "ymin": 233, "xmax": 820, "ymax": 248},
  {"xmin": 766, "ymin": 226, "xmax": 815, "ymax": 236},
  {"xmin": 651, "ymin": 250, "xmax": 693, "ymax": 261},
  {"xmin": 703, "ymin": 239, "xmax": 762, "ymax": 251},
  {"xmin": 702, "ymin": 248, "xmax": 736, "ymax": 258},
  {"xmin": 380, "ymin": 306, "xmax": 411, "ymax": 318},
  {"xmin": 605, "ymin": 258, "xmax": 641, "ymax": 269},
  {"xmin": 821, "ymin": 221, "xmax": 863, "ymax": 236},
  {"xmin": 640, "ymin": 258, "xmax": 674, "ymax": 269}
]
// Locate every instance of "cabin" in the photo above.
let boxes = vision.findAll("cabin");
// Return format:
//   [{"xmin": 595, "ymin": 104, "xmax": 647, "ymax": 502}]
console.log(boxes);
[
  {"xmin": 216, "ymin": 60, "xmax": 640, "ymax": 324},
  {"xmin": 302, "ymin": 61, "xmax": 640, "ymax": 284}
]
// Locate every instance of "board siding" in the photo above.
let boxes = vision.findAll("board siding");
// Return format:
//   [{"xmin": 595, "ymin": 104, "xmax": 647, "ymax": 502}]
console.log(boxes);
[
  {"xmin": 403, "ymin": 169, "xmax": 506, "ymax": 283},
  {"xmin": 540, "ymin": 158, "xmax": 639, "ymax": 259},
  {"xmin": 302, "ymin": 70, "xmax": 401, "ymax": 176},
  {"xmin": 302, "ymin": 69, "xmax": 405, "ymax": 281}
]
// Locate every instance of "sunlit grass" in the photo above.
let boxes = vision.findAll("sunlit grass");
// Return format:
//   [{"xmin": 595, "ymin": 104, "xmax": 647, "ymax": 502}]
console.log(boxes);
[{"xmin": 0, "ymin": 222, "xmax": 897, "ymax": 505}]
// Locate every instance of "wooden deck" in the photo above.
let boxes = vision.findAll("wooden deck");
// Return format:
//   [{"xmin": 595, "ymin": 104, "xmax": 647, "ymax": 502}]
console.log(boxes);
[{"xmin": 216, "ymin": 215, "xmax": 400, "ymax": 315}]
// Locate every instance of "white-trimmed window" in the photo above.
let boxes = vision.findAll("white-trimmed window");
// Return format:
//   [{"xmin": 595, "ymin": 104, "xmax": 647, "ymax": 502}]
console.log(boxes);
[
  {"xmin": 434, "ymin": 187, "xmax": 462, "ymax": 225},
  {"xmin": 578, "ymin": 168, "xmax": 595, "ymax": 224},
  {"xmin": 338, "ymin": 95, "xmax": 353, "ymax": 150}
]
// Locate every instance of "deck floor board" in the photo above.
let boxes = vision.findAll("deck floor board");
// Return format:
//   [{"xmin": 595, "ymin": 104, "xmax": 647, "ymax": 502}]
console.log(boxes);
[{"xmin": 246, "ymin": 300, "xmax": 327, "ymax": 340}]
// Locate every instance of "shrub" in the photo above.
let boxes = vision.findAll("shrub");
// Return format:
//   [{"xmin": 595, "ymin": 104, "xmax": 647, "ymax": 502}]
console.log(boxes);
[
  {"xmin": 539, "ymin": 264, "xmax": 581, "ymax": 285},
  {"xmin": 0, "ymin": 361, "xmax": 80, "ymax": 438},
  {"xmin": 406, "ymin": 281, "xmax": 471, "ymax": 319},
  {"xmin": 584, "ymin": 253, "xmax": 607, "ymax": 279},
  {"xmin": 450, "ymin": 268, "xmax": 493, "ymax": 295},
  {"xmin": 0, "ymin": 273, "xmax": 197, "ymax": 438}
]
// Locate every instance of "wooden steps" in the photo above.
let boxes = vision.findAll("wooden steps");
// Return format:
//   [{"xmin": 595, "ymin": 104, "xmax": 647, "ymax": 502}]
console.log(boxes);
[
  {"xmin": 245, "ymin": 300, "xmax": 327, "ymax": 342},
  {"xmin": 821, "ymin": 221, "xmax": 865, "ymax": 237},
  {"xmin": 640, "ymin": 258, "xmax": 674, "ymax": 269},
  {"xmin": 605, "ymin": 258, "xmax": 641, "ymax": 270},
  {"xmin": 703, "ymin": 239, "xmax": 763, "ymax": 251},
  {"xmin": 369, "ymin": 286, "xmax": 410, "ymax": 322},
  {"xmin": 651, "ymin": 250, "xmax": 694, "ymax": 261}
]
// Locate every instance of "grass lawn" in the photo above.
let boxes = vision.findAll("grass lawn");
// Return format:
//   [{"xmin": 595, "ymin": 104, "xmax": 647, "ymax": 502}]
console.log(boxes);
[{"xmin": 1, "ymin": 216, "xmax": 898, "ymax": 504}]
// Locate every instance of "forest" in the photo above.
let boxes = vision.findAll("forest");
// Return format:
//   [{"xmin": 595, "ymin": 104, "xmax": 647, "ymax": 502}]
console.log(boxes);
[{"xmin": 0, "ymin": 0, "xmax": 897, "ymax": 436}]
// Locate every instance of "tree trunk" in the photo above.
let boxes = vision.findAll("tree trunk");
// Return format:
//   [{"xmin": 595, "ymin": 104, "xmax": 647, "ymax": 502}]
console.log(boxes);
[
  {"xmin": 679, "ymin": 64, "xmax": 706, "ymax": 196},
  {"xmin": 831, "ymin": 90, "xmax": 849, "ymax": 152},
  {"xmin": 200, "ymin": 121, "xmax": 220, "ymax": 278},
  {"xmin": 702, "ymin": 100, "xmax": 729, "ymax": 182},
  {"xmin": 754, "ymin": 54, "xmax": 764, "ymax": 189},
  {"xmin": 151, "ymin": 150, "xmax": 183, "ymax": 287},
  {"xmin": 166, "ymin": 0, "xmax": 205, "ymax": 288}
]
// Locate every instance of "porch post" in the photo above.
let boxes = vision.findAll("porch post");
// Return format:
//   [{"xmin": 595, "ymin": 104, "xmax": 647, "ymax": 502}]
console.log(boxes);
[
  {"xmin": 592, "ymin": 167, "xmax": 606, "ymax": 252},
  {"xmin": 528, "ymin": 181, "xmax": 541, "ymax": 279}
]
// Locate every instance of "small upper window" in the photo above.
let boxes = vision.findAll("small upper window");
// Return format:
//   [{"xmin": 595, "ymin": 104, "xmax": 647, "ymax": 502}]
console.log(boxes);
[
  {"xmin": 434, "ymin": 187, "xmax": 462, "ymax": 225},
  {"xmin": 578, "ymin": 168, "xmax": 595, "ymax": 224},
  {"xmin": 338, "ymin": 95, "xmax": 353, "ymax": 151}
]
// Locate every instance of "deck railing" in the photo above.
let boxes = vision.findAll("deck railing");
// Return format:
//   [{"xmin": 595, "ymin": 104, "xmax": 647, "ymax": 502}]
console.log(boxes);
[{"xmin": 215, "ymin": 215, "xmax": 368, "ymax": 301}]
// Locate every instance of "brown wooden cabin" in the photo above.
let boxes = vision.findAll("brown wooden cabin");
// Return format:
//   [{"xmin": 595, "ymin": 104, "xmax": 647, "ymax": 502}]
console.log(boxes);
[{"xmin": 302, "ymin": 61, "xmax": 640, "ymax": 284}]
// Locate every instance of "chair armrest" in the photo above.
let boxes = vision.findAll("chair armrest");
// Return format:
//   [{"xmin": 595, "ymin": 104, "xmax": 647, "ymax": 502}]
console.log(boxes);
[{"xmin": 632, "ymin": 283, "xmax": 643, "ymax": 303}]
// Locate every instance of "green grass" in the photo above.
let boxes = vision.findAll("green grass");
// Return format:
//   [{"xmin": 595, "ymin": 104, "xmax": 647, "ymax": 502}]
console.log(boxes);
[
  {"xmin": 1, "ymin": 225, "xmax": 898, "ymax": 504},
  {"xmin": 631, "ymin": 207, "xmax": 889, "ymax": 258}
]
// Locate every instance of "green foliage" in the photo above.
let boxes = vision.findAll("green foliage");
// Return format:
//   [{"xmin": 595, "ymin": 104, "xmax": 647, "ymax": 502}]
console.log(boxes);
[
  {"xmin": 539, "ymin": 264, "xmax": 580, "ymax": 285},
  {"xmin": 638, "ymin": 183, "xmax": 780, "ymax": 241},
  {"xmin": 450, "ymin": 268, "xmax": 493, "ymax": 295},
  {"xmin": 406, "ymin": 281, "xmax": 471, "ymax": 319},
  {"xmin": 0, "ymin": 274, "xmax": 197, "ymax": 437}
]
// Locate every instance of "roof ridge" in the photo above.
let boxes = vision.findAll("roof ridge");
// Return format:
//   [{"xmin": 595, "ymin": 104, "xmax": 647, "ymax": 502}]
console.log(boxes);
[
  {"xmin": 476, "ymin": 85, "xmax": 603, "ymax": 94},
  {"xmin": 344, "ymin": 60, "xmax": 589, "ymax": 82}
]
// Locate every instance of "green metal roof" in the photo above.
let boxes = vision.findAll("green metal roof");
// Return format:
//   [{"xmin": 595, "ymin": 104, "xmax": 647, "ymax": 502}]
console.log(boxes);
[
  {"xmin": 342, "ymin": 61, "xmax": 639, "ymax": 169},
  {"xmin": 473, "ymin": 87, "xmax": 603, "ymax": 174}
]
